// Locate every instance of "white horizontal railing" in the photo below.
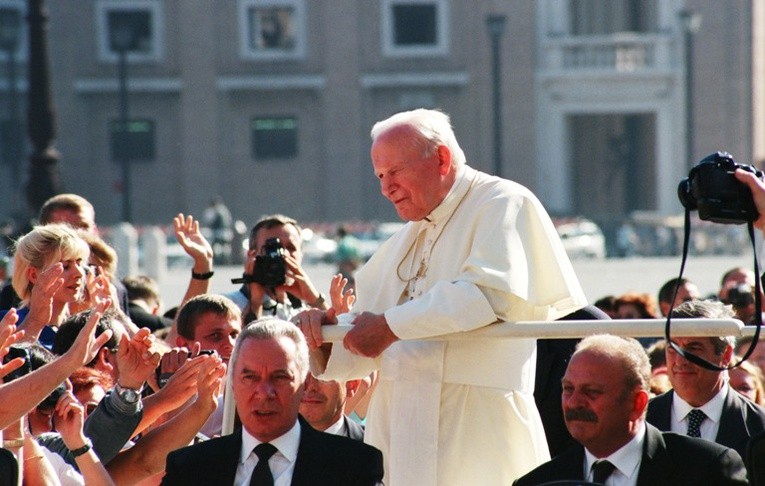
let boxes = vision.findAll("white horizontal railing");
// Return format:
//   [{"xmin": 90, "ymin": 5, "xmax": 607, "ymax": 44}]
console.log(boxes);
[
  {"xmin": 221, "ymin": 318, "xmax": 755, "ymax": 434},
  {"xmin": 319, "ymin": 318, "xmax": 754, "ymax": 341},
  {"xmin": 541, "ymin": 33, "xmax": 674, "ymax": 73}
]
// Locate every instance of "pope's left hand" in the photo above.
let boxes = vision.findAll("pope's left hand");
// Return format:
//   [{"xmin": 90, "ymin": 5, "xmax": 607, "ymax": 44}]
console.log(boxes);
[{"xmin": 343, "ymin": 312, "xmax": 398, "ymax": 358}]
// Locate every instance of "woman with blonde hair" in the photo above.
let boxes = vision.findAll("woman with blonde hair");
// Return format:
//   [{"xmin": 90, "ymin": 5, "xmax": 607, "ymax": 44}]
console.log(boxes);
[{"xmin": 7, "ymin": 224, "xmax": 99, "ymax": 347}]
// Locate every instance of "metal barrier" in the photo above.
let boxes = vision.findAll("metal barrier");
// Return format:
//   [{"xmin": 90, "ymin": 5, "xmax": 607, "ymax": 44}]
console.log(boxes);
[
  {"xmin": 319, "ymin": 318, "xmax": 754, "ymax": 341},
  {"xmin": 221, "ymin": 317, "xmax": 754, "ymax": 434}
]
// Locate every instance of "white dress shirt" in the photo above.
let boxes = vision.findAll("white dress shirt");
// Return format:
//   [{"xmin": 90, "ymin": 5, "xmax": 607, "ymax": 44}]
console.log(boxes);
[
  {"xmin": 670, "ymin": 383, "xmax": 728, "ymax": 440},
  {"xmin": 234, "ymin": 421, "xmax": 301, "ymax": 486},
  {"xmin": 584, "ymin": 422, "xmax": 646, "ymax": 486},
  {"xmin": 322, "ymin": 415, "xmax": 347, "ymax": 436}
]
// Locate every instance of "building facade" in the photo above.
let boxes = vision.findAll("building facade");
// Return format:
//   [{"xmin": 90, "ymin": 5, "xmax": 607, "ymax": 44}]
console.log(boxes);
[{"xmin": 0, "ymin": 0, "xmax": 761, "ymax": 229}]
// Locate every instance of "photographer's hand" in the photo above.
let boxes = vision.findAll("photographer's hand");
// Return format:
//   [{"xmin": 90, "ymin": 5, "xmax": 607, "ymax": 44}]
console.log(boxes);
[
  {"xmin": 244, "ymin": 249, "xmax": 266, "ymax": 320},
  {"xmin": 280, "ymin": 253, "xmax": 327, "ymax": 309},
  {"xmin": 735, "ymin": 168, "xmax": 765, "ymax": 229}
]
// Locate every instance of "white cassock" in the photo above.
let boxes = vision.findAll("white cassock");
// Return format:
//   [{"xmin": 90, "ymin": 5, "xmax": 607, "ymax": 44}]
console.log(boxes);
[{"xmin": 319, "ymin": 165, "xmax": 587, "ymax": 486}]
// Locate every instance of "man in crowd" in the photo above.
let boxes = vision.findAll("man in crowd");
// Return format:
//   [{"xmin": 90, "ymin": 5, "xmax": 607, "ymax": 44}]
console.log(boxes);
[
  {"xmin": 296, "ymin": 108, "xmax": 587, "ymax": 484},
  {"xmin": 161, "ymin": 318, "xmax": 384, "ymax": 485},
  {"xmin": 122, "ymin": 275, "xmax": 173, "ymax": 332},
  {"xmin": 173, "ymin": 293, "xmax": 242, "ymax": 438},
  {"xmin": 175, "ymin": 294, "xmax": 241, "ymax": 365},
  {"xmin": 657, "ymin": 277, "xmax": 700, "ymax": 317},
  {"xmin": 299, "ymin": 374, "xmax": 364, "ymax": 440},
  {"xmin": 224, "ymin": 215, "xmax": 328, "ymax": 322},
  {"xmin": 514, "ymin": 334, "xmax": 748, "ymax": 485},
  {"xmin": 646, "ymin": 299, "xmax": 765, "ymax": 458}
]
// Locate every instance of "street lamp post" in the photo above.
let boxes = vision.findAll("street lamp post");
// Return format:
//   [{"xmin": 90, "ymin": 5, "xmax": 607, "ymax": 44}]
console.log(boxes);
[
  {"xmin": 0, "ymin": 8, "xmax": 22, "ymax": 213},
  {"xmin": 679, "ymin": 9, "xmax": 702, "ymax": 169},
  {"xmin": 111, "ymin": 25, "xmax": 136, "ymax": 223},
  {"xmin": 487, "ymin": 14, "xmax": 507, "ymax": 178}
]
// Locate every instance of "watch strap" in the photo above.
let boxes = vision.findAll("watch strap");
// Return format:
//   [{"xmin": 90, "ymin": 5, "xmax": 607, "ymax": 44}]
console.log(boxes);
[
  {"xmin": 70, "ymin": 439, "xmax": 92, "ymax": 458},
  {"xmin": 191, "ymin": 270, "xmax": 215, "ymax": 280}
]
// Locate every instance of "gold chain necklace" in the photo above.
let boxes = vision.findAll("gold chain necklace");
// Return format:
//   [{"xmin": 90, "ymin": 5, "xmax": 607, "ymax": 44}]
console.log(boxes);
[{"xmin": 395, "ymin": 171, "xmax": 478, "ymax": 283}]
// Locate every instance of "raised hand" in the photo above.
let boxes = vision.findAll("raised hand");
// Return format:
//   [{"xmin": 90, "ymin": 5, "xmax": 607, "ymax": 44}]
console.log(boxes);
[
  {"xmin": 54, "ymin": 390, "xmax": 88, "ymax": 451},
  {"xmin": 22, "ymin": 263, "xmax": 65, "ymax": 339},
  {"xmin": 174, "ymin": 213, "xmax": 214, "ymax": 268},
  {"xmin": 65, "ymin": 299, "xmax": 114, "ymax": 367},
  {"xmin": 0, "ymin": 309, "xmax": 24, "ymax": 380},
  {"xmin": 329, "ymin": 273, "xmax": 356, "ymax": 314},
  {"xmin": 116, "ymin": 327, "xmax": 162, "ymax": 390}
]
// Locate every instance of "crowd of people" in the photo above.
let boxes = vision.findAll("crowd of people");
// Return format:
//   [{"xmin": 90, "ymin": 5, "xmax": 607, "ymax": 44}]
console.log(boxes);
[{"xmin": 1, "ymin": 108, "xmax": 765, "ymax": 485}]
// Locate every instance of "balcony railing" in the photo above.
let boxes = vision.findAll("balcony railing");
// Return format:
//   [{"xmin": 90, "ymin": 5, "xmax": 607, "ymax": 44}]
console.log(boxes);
[{"xmin": 542, "ymin": 33, "xmax": 675, "ymax": 74}]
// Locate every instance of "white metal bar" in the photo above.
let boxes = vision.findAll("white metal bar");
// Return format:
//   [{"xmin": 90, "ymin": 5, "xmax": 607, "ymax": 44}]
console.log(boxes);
[
  {"xmin": 319, "ymin": 318, "xmax": 751, "ymax": 342},
  {"xmin": 222, "ymin": 318, "xmax": 757, "ymax": 436}
]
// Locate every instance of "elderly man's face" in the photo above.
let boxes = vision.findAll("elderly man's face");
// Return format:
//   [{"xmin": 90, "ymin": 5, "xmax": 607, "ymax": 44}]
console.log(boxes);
[
  {"xmin": 232, "ymin": 336, "xmax": 305, "ymax": 442},
  {"xmin": 371, "ymin": 126, "xmax": 449, "ymax": 222},
  {"xmin": 666, "ymin": 337, "xmax": 731, "ymax": 407},
  {"xmin": 299, "ymin": 374, "xmax": 348, "ymax": 431},
  {"xmin": 562, "ymin": 351, "xmax": 643, "ymax": 457}
]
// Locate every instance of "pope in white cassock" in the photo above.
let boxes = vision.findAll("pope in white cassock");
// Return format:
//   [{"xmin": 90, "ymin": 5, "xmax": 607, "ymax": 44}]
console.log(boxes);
[{"xmin": 296, "ymin": 108, "xmax": 587, "ymax": 485}]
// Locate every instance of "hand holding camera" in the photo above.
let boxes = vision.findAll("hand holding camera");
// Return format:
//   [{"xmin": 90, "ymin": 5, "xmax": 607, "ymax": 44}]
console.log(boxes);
[{"xmin": 678, "ymin": 151, "xmax": 763, "ymax": 225}]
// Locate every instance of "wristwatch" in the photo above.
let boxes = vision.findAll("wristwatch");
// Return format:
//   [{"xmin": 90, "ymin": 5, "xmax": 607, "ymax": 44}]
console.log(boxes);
[
  {"xmin": 70, "ymin": 439, "xmax": 93, "ymax": 458},
  {"xmin": 114, "ymin": 383, "xmax": 143, "ymax": 404},
  {"xmin": 311, "ymin": 293, "xmax": 326, "ymax": 307}
]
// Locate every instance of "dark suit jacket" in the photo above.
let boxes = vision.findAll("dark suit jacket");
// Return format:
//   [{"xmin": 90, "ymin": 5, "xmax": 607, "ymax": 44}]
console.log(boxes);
[
  {"xmin": 646, "ymin": 388, "xmax": 765, "ymax": 459},
  {"xmin": 536, "ymin": 305, "xmax": 610, "ymax": 457},
  {"xmin": 513, "ymin": 423, "xmax": 748, "ymax": 486},
  {"xmin": 161, "ymin": 417, "xmax": 383, "ymax": 486},
  {"xmin": 343, "ymin": 416, "xmax": 365, "ymax": 441},
  {"xmin": 127, "ymin": 302, "xmax": 173, "ymax": 332}
]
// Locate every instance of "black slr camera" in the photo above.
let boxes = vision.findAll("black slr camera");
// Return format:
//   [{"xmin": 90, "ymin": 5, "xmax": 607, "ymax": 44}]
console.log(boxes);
[
  {"xmin": 246, "ymin": 237, "xmax": 287, "ymax": 287},
  {"xmin": 678, "ymin": 151, "xmax": 763, "ymax": 224}
]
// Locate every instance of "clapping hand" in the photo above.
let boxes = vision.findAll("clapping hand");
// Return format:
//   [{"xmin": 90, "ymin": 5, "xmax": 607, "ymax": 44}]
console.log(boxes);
[
  {"xmin": 116, "ymin": 327, "xmax": 161, "ymax": 390},
  {"xmin": 54, "ymin": 389, "xmax": 88, "ymax": 452}
]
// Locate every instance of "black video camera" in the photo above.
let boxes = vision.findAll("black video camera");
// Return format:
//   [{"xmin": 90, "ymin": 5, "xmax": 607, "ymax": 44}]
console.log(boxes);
[
  {"xmin": 678, "ymin": 151, "xmax": 763, "ymax": 224},
  {"xmin": 231, "ymin": 237, "xmax": 287, "ymax": 287}
]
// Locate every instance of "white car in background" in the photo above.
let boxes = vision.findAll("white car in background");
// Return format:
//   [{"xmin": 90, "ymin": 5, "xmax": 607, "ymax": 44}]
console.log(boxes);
[{"xmin": 556, "ymin": 219, "xmax": 607, "ymax": 259}]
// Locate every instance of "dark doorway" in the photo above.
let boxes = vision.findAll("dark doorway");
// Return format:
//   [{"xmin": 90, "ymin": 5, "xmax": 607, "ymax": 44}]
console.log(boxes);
[{"xmin": 568, "ymin": 113, "xmax": 656, "ymax": 219}]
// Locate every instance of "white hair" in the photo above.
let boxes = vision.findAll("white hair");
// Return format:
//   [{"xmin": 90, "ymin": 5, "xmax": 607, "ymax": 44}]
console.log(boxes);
[{"xmin": 370, "ymin": 108, "xmax": 466, "ymax": 168}]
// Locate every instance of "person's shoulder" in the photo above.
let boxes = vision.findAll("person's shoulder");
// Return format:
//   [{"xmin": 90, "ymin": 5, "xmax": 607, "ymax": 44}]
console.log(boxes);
[
  {"xmin": 661, "ymin": 430, "xmax": 736, "ymax": 455},
  {"xmin": 167, "ymin": 433, "xmax": 237, "ymax": 462},
  {"xmin": 728, "ymin": 388, "xmax": 765, "ymax": 422},
  {"xmin": 512, "ymin": 447, "xmax": 581, "ymax": 486},
  {"xmin": 308, "ymin": 426, "xmax": 378, "ymax": 456},
  {"xmin": 648, "ymin": 389, "xmax": 673, "ymax": 406}
]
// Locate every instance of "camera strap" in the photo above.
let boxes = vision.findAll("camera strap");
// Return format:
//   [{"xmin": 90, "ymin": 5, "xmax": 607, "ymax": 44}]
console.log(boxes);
[{"xmin": 664, "ymin": 208, "xmax": 762, "ymax": 371}]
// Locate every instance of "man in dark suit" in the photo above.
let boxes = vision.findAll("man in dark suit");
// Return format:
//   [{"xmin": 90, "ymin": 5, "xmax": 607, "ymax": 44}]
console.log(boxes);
[
  {"xmin": 514, "ymin": 334, "xmax": 747, "ymax": 486},
  {"xmin": 299, "ymin": 374, "xmax": 365, "ymax": 441},
  {"xmin": 535, "ymin": 304, "xmax": 610, "ymax": 457},
  {"xmin": 122, "ymin": 275, "xmax": 173, "ymax": 332},
  {"xmin": 646, "ymin": 299, "xmax": 765, "ymax": 459},
  {"xmin": 161, "ymin": 318, "xmax": 383, "ymax": 485}
]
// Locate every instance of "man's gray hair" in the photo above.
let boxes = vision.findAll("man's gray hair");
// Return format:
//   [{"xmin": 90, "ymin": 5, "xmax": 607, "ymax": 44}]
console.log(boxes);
[
  {"xmin": 574, "ymin": 334, "xmax": 651, "ymax": 395},
  {"xmin": 230, "ymin": 317, "xmax": 310, "ymax": 380},
  {"xmin": 370, "ymin": 108, "xmax": 466, "ymax": 168},
  {"xmin": 669, "ymin": 299, "xmax": 736, "ymax": 353}
]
